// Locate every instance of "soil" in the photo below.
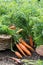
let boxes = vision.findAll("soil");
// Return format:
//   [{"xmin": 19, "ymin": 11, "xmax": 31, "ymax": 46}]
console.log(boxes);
[
  {"xmin": 0, "ymin": 49, "xmax": 43, "ymax": 65},
  {"xmin": 0, "ymin": 37, "xmax": 43, "ymax": 65}
]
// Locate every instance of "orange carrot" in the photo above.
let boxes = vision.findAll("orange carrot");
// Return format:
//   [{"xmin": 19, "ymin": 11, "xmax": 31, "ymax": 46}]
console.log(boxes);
[
  {"xmin": 29, "ymin": 36, "xmax": 33, "ymax": 47},
  {"xmin": 16, "ymin": 43, "xmax": 27, "ymax": 57},
  {"xmin": 19, "ymin": 38, "xmax": 34, "ymax": 51},
  {"xmin": 9, "ymin": 25, "xmax": 16, "ymax": 30},
  {"xmin": 19, "ymin": 43, "xmax": 31, "ymax": 56},
  {"xmin": 15, "ymin": 51, "xmax": 22, "ymax": 58}
]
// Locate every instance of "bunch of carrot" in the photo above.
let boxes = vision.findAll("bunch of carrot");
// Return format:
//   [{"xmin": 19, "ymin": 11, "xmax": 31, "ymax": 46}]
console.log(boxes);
[
  {"xmin": 14, "ymin": 38, "xmax": 34, "ymax": 58},
  {"xmin": 10, "ymin": 25, "xmax": 34, "ymax": 58}
]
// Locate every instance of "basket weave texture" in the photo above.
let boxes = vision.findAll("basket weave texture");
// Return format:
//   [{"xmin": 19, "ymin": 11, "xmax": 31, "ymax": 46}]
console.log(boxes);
[{"xmin": 0, "ymin": 35, "xmax": 12, "ymax": 50}]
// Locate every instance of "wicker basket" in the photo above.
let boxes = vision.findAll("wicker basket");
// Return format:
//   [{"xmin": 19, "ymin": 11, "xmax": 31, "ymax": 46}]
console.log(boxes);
[{"xmin": 0, "ymin": 35, "xmax": 12, "ymax": 50}]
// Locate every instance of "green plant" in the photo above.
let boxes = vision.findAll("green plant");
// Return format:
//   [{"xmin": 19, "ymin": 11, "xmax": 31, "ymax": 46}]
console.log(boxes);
[
  {"xmin": 0, "ymin": 0, "xmax": 43, "ymax": 47},
  {"xmin": 32, "ymin": 22, "xmax": 43, "ymax": 46}
]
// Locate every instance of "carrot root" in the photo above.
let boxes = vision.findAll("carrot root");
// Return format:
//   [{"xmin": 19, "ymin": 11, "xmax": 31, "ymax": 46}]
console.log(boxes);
[
  {"xmin": 29, "ymin": 36, "xmax": 33, "ymax": 47},
  {"xmin": 9, "ymin": 25, "xmax": 16, "ymax": 30},
  {"xmin": 15, "ymin": 51, "xmax": 22, "ymax": 58},
  {"xmin": 19, "ymin": 43, "xmax": 31, "ymax": 56},
  {"xmin": 16, "ymin": 44, "xmax": 27, "ymax": 57},
  {"xmin": 19, "ymin": 38, "xmax": 34, "ymax": 51}
]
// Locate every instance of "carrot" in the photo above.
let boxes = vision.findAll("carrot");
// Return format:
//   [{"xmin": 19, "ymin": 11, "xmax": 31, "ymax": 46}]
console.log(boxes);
[
  {"xmin": 16, "ymin": 43, "xmax": 27, "ymax": 57},
  {"xmin": 9, "ymin": 25, "xmax": 16, "ymax": 30},
  {"xmin": 19, "ymin": 38, "xmax": 34, "ymax": 51},
  {"xmin": 29, "ymin": 36, "xmax": 33, "ymax": 47},
  {"xmin": 19, "ymin": 43, "xmax": 31, "ymax": 56},
  {"xmin": 11, "ymin": 42, "xmax": 22, "ymax": 58},
  {"xmin": 15, "ymin": 51, "xmax": 22, "ymax": 58}
]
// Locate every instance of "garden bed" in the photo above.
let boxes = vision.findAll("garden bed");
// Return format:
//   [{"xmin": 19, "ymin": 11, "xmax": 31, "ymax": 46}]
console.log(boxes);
[
  {"xmin": 0, "ymin": 49, "xmax": 43, "ymax": 65},
  {"xmin": 0, "ymin": 35, "xmax": 43, "ymax": 65}
]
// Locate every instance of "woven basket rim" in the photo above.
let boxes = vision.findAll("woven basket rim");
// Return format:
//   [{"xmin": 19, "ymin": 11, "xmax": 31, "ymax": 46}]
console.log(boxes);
[{"xmin": 0, "ymin": 34, "xmax": 11, "ymax": 39}]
